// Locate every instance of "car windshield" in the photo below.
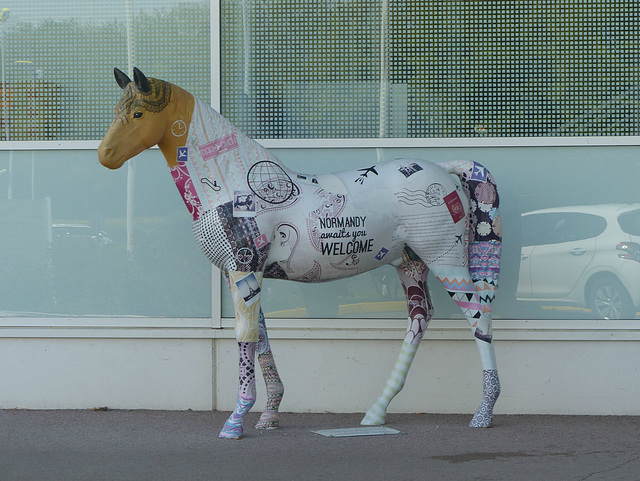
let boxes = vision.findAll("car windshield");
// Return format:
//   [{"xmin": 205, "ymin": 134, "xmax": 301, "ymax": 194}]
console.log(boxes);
[{"xmin": 618, "ymin": 209, "xmax": 640, "ymax": 237}]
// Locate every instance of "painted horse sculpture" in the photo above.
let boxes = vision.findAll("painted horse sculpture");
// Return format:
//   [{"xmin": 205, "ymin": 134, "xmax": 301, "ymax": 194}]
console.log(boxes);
[{"xmin": 98, "ymin": 68, "xmax": 503, "ymax": 439}]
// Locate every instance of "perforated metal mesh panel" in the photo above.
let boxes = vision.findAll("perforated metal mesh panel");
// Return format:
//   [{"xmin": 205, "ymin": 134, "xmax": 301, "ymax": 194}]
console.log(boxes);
[
  {"xmin": 0, "ymin": 0, "xmax": 210, "ymax": 141},
  {"xmin": 220, "ymin": 0, "xmax": 640, "ymax": 138}
]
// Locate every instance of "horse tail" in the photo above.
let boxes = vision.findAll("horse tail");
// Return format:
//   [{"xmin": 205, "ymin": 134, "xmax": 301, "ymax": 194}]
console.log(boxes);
[{"xmin": 437, "ymin": 160, "xmax": 502, "ymax": 308}]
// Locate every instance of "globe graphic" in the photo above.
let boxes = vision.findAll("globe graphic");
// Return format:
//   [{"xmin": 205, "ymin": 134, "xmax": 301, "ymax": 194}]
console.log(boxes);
[{"xmin": 247, "ymin": 161, "xmax": 295, "ymax": 204}]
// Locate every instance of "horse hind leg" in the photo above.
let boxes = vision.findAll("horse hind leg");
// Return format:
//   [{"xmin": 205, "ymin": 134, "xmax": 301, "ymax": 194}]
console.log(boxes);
[
  {"xmin": 255, "ymin": 309, "xmax": 285, "ymax": 430},
  {"xmin": 430, "ymin": 264, "xmax": 500, "ymax": 428},
  {"xmin": 361, "ymin": 254, "xmax": 432, "ymax": 426}
]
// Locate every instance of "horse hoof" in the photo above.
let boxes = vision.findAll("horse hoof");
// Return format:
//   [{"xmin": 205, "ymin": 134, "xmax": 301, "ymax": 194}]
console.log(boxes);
[
  {"xmin": 255, "ymin": 422, "xmax": 279, "ymax": 430},
  {"xmin": 219, "ymin": 423, "xmax": 243, "ymax": 439},
  {"xmin": 469, "ymin": 422, "xmax": 493, "ymax": 428},
  {"xmin": 255, "ymin": 414, "xmax": 280, "ymax": 430},
  {"xmin": 469, "ymin": 414, "xmax": 493, "ymax": 428},
  {"xmin": 361, "ymin": 410, "xmax": 386, "ymax": 426}
]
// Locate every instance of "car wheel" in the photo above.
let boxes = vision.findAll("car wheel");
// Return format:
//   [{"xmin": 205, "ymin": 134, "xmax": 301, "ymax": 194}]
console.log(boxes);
[{"xmin": 587, "ymin": 277, "xmax": 635, "ymax": 320}]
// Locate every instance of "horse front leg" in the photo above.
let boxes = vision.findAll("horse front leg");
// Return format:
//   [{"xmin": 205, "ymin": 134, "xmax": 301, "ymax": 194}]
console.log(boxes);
[
  {"xmin": 255, "ymin": 309, "xmax": 284, "ymax": 430},
  {"xmin": 219, "ymin": 271, "xmax": 264, "ymax": 439},
  {"xmin": 362, "ymin": 258, "xmax": 432, "ymax": 425},
  {"xmin": 220, "ymin": 341, "xmax": 257, "ymax": 439}
]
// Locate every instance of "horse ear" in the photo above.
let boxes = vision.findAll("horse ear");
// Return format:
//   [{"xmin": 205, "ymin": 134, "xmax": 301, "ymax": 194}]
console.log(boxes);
[
  {"xmin": 133, "ymin": 67, "xmax": 151, "ymax": 93},
  {"xmin": 113, "ymin": 68, "xmax": 131, "ymax": 90}
]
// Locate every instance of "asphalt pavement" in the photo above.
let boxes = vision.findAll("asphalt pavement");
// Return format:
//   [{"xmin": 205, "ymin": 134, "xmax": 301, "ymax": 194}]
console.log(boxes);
[{"xmin": 2, "ymin": 409, "xmax": 640, "ymax": 480}]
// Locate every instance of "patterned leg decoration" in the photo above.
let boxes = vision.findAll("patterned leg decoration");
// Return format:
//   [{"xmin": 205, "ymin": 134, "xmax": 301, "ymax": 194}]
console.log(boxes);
[
  {"xmin": 433, "ymin": 265, "xmax": 501, "ymax": 428},
  {"xmin": 219, "ymin": 395, "xmax": 256, "ymax": 439},
  {"xmin": 362, "ymin": 341, "xmax": 419, "ymax": 425},
  {"xmin": 469, "ymin": 369, "xmax": 501, "ymax": 428},
  {"xmin": 219, "ymin": 342, "xmax": 257, "ymax": 439},
  {"xmin": 436, "ymin": 161, "xmax": 502, "ymax": 428},
  {"xmin": 362, "ymin": 257, "xmax": 431, "ymax": 426},
  {"xmin": 255, "ymin": 351, "xmax": 284, "ymax": 429},
  {"xmin": 254, "ymin": 311, "xmax": 284, "ymax": 430}
]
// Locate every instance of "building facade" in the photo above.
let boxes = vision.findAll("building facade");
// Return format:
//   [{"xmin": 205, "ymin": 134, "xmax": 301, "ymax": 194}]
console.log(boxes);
[{"xmin": 1, "ymin": 0, "xmax": 639, "ymax": 415}]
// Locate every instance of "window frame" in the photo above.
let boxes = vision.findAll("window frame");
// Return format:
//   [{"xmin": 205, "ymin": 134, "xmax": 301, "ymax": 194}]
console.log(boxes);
[{"xmin": 0, "ymin": 0, "xmax": 639, "ymax": 334}]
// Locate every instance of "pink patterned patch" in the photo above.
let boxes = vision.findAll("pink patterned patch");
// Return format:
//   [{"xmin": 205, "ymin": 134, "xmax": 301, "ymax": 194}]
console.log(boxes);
[
  {"xmin": 469, "ymin": 241, "xmax": 501, "ymax": 283},
  {"xmin": 199, "ymin": 134, "xmax": 239, "ymax": 161},
  {"xmin": 254, "ymin": 233, "xmax": 269, "ymax": 249},
  {"xmin": 475, "ymin": 182, "xmax": 496, "ymax": 204},
  {"xmin": 171, "ymin": 163, "xmax": 203, "ymax": 220}
]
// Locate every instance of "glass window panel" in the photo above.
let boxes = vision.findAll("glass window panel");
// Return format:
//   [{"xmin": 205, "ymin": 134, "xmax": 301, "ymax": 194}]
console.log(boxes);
[
  {"xmin": 619, "ymin": 208, "xmax": 640, "ymax": 237},
  {"xmin": 0, "ymin": 150, "xmax": 211, "ymax": 317},
  {"xmin": 222, "ymin": 146, "xmax": 640, "ymax": 320},
  {"xmin": 221, "ymin": 0, "xmax": 640, "ymax": 138},
  {"xmin": 0, "ymin": 0, "xmax": 210, "ymax": 141}
]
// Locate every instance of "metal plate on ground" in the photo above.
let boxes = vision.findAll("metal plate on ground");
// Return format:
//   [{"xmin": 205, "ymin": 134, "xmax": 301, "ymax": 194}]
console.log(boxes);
[{"xmin": 311, "ymin": 426, "xmax": 403, "ymax": 438}]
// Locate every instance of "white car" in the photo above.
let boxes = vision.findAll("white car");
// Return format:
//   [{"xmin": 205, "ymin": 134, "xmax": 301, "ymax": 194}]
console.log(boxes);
[{"xmin": 517, "ymin": 204, "xmax": 640, "ymax": 319}]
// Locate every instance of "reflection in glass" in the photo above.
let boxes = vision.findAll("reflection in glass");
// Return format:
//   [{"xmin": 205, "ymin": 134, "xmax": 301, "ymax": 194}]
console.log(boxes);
[
  {"xmin": 223, "ymin": 146, "xmax": 640, "ymax": 321},
  {"xmin": 0, "ymin": 150, "xmax": 211, "ymax": 317},
  {"xmin": 518, "ymin": 205, "xmax": 640, "ymax": 320}
]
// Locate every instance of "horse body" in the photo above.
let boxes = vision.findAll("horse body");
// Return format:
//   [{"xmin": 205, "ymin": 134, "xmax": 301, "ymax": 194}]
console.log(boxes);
[
  {"xmin": 99, "ymin": 68, "xmax": 502, "ymax": 439},
  {"xmin": 258, "ymin": 158, "xmax": 470, "ymax": 283}
]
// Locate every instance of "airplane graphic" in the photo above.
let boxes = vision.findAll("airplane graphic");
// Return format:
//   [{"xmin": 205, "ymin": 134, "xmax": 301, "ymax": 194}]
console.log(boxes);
[{"xmin": 355, "ymin": 166, "xmax": 379, "ymax": 184}]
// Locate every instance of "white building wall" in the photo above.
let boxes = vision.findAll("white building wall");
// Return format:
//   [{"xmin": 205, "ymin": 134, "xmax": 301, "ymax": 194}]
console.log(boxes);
[
  {"xmin": 2, "ymin": 320, "xmax": 640, "ymax": 416},
  {"xmin": 0, "ymin": 337, "xmax": 214, "ymax": 410}
]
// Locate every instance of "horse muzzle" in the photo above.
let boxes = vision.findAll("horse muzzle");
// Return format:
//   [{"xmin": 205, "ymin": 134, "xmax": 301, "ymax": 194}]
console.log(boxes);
[{"xmin": 97, "ymin": 143, "xmax": 126, "ymax": 170}]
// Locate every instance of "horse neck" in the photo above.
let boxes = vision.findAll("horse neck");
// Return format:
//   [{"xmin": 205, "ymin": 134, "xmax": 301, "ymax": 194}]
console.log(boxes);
[
  {"xmin": 191, "ymin": 96, "xmax": 291, "ymax": 174},
  {"xmin": 158, "ymin": 84, "xmax": 195, "ymax": 168}
]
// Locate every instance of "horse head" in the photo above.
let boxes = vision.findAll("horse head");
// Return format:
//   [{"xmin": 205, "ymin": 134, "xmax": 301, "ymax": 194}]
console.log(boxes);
[{"xmin": 98, "ymin": 67, "xmax": 180, "ymax": 170}]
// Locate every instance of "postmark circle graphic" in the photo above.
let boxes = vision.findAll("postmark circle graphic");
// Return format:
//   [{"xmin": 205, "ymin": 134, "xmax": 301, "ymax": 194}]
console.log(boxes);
[
  {"xmin": 425, "ymin": 183, "xmax": 446, "ymax": 206},
  {"xmin": 236, "ymin": 247, "xmax": 254, "ymax": 264},
  {"xmin": 171, "ymin": 120, "xmax": 187, "ymax": 137},
  {"xmin": 247, "ymin": 161, "xmax": 295, "ymax": 204}
]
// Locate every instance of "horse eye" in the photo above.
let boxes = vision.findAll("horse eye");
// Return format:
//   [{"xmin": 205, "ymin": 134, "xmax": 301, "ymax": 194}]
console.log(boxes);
[{"xmin": 133, "ymin": 112, "xmax": 143, "ymax": 119}]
